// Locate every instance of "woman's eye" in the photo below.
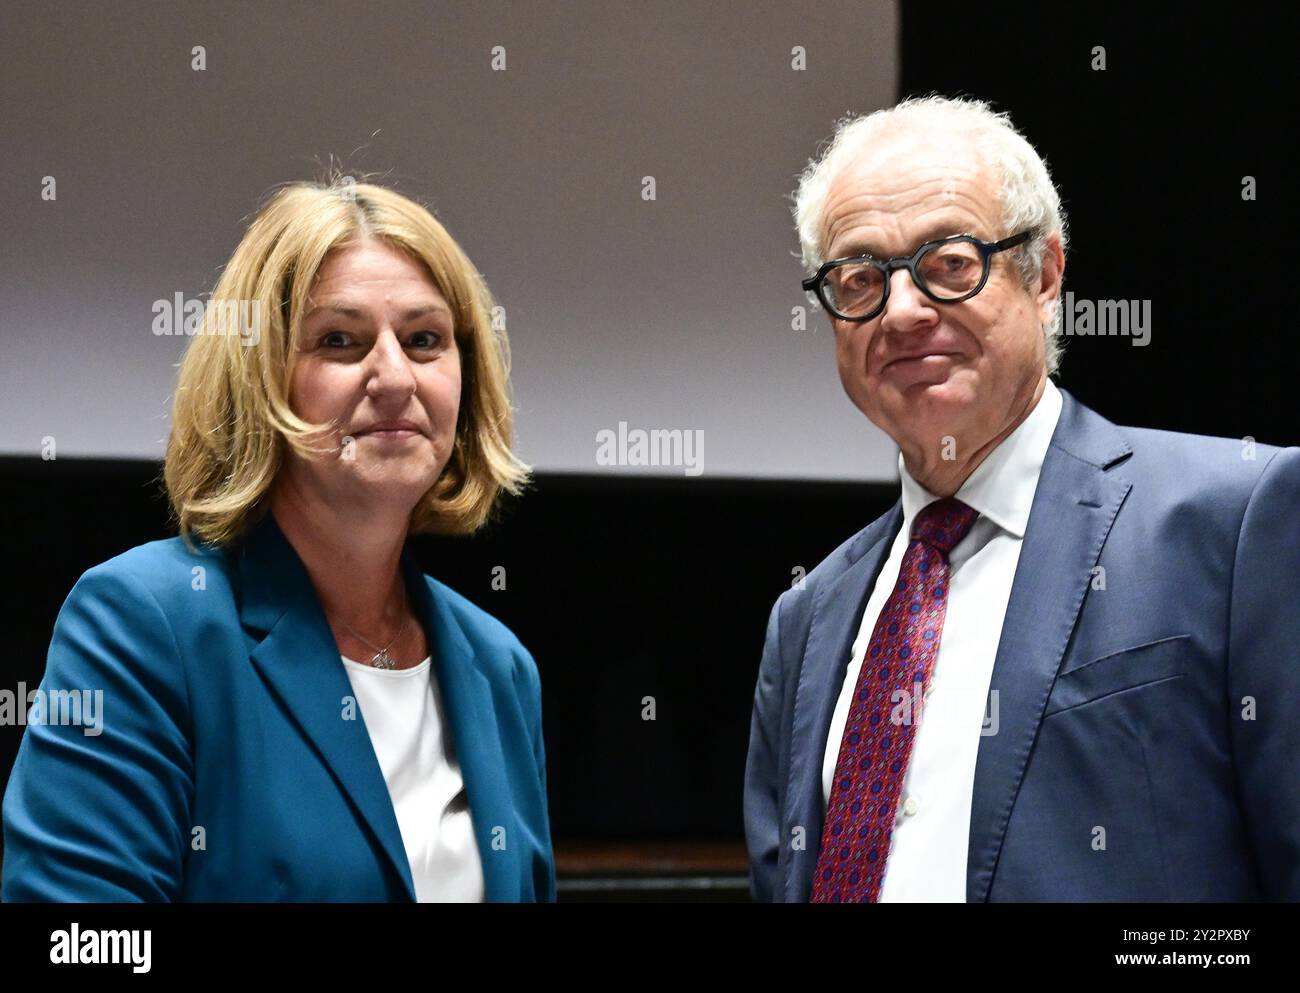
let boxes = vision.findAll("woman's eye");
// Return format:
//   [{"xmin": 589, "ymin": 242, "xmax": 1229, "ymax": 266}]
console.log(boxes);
[
  {"xmin": 409, "ymin": 330, "xmax": 444, "ymax": 349},
  {"xmin": 317, "ymin": 329, "xmax": 446, "ymax": 352}
]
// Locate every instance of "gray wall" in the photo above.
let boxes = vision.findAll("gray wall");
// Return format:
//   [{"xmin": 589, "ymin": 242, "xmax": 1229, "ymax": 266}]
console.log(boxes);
[{"xmin": 0, "ymin": 0, "xmax": 899, "ymax": 479}]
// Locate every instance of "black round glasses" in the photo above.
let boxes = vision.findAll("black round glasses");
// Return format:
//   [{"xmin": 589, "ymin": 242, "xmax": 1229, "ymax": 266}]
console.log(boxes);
[{"xmin": 801, "ymin": 229, "xmax": 1037, "ymax": 322}]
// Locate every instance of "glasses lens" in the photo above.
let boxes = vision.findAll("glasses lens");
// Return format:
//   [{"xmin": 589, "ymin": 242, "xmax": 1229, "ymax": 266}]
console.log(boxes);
[
  {"xmin": 824, "ymin": 261, "xmax": 884, "ymax": 318},
  {"xmin": 917, "ymin": 240, "xmax": 985, "ymax": 299}
]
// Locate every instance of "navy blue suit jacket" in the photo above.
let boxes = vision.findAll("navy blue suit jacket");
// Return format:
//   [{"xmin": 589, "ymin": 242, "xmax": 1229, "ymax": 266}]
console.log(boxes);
[
  {"xmin": 2, "ymin": 511, "xmax": 555, "ymax": 902},
  {"xmin": 744, "ymin": 386, "xmax": 1300, "ymax": 901}
]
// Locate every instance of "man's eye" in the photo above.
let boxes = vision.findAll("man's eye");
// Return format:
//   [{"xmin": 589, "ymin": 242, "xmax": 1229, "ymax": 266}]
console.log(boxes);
[{"xmin": 837, "ymin": 269, "xmax": 879, "ymax": 293}]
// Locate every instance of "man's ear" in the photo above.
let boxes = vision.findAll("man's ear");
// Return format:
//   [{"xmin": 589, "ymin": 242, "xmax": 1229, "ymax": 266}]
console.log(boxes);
[{"xmin": 1036, "ymin": 231, "xmax": 1065, "ymax": 328}]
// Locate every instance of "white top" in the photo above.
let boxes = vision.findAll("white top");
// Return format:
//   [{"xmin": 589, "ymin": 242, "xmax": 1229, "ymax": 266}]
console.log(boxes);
[
  {"xmin": 341, "ymin": 654, "xmax": 484, "ymax": 902},
  {"xmin": 822, "ymin": 378, "xmax": 1064, "ymax": 901}
]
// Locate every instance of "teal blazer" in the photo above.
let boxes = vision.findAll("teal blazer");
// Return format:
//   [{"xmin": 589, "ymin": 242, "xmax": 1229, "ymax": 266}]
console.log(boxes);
[{"xmin": 2, "ymin": 511, "xmax": 556, "ymax": 902}]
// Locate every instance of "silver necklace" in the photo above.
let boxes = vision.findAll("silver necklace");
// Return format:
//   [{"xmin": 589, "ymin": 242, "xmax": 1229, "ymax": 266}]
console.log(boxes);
[{"xmin": 337, "ymin": 612, "xmax": 407, "ymax": 670}]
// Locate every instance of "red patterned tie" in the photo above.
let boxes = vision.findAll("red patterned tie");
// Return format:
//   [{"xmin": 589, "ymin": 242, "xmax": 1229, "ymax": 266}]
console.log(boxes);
[{"xmin": 810, "ymin": 497, "xmax": 979, "ymax": 903}]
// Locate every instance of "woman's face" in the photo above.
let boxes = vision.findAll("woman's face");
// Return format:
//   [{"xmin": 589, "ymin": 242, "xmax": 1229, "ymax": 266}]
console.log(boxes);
[{"xmin": 283, "ymin": 238, "xmax": 462, "ymax": 518}]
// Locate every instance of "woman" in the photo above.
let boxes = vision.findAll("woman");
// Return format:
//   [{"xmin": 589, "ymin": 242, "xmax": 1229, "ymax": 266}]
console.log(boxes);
[{"xmin": 1, "ymin": 179, "xmax": 555, "ymax": 902}]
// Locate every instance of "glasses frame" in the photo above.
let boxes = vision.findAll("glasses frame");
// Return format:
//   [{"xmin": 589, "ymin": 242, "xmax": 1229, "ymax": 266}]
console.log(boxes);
[{"xmin": 802, "ymin": 228, "xmax": 1037, "ymax": 322}]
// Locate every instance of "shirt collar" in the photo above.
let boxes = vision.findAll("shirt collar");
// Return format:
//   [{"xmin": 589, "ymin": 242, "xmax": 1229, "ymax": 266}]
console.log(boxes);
[{"xmin": 897, "ymin": 377, "xmax": 1063, "ymax": 540}]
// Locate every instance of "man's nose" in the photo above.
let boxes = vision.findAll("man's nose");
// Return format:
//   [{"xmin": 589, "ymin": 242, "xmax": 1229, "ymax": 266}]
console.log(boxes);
[{"xmin": 878, "ymin": 267, "xmax": 937, "ymax": 332}]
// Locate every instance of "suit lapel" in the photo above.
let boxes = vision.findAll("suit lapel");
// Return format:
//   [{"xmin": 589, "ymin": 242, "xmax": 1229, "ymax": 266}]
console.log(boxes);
[
  {"xmin": 965, "ymin": 388, "xmax": 1133, "ymax": 901},
  {"xmin": 237, "ymin": 512, "xmax": 418, "ymax": 900},
  {"xmin": 399, "ymin": 549, "xmax": 521, "ymax": 902},
  {"xmin": 786, "ymin": 505, "xmax": 902, "ymax": 901},
  {"xmin": 784, "ymin": 389, "xmax": 1134, "ymax": 903},
  {"xmin": 235, "ymin": 515, "xmax": 522, "ymax": 902}
]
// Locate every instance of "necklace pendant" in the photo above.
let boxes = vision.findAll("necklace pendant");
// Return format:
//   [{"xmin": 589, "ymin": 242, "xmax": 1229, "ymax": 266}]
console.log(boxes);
[{"xmin": 371, "ymin": 648, "xmax": 396, "ymax": 670}]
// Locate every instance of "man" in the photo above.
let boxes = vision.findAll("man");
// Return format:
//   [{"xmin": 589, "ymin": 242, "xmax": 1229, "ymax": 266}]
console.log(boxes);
[{"xmin": 743, "ymin": 95, "xmax": 1298, "ymax": 902}]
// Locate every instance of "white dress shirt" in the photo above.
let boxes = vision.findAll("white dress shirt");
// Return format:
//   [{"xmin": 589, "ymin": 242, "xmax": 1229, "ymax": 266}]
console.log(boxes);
[
  {"xmin": 821, "ymin": 378, "xmax": 1063, "ymax": 901},
  {"xmin": 342, "ymin": 654, "xmax": 484, "ymax": 902}
]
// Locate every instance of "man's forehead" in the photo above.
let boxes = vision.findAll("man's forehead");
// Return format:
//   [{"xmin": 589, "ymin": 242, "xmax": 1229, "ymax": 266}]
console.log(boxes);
[
  {"xmin": 823, "ymin": 138, "xmax": 1000, "ymax": 256},
  {"xmin": 830, "ymin": 136, "xmax": 992, "ymax": 201}
]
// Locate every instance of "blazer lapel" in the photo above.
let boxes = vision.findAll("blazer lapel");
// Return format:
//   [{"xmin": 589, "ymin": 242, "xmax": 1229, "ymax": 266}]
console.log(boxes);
[
  {"xmin": 237, "ymin": 512, "xmax": 418, "ymax": 901},
  {"xmin": 965, "ymin": 388, "xmax": 1133, "ymax": 901},
  {"xmin": 399, "ymin": 548, "xmax": 521, "ymax": 903},
  {"xmin": 786, "ymin": 505, "xmax": 902, "ymax": 901}
]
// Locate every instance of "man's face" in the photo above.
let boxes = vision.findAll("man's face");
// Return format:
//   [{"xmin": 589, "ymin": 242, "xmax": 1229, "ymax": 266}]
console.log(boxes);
[
  {"xmin": 820, "ymin": 133, "xmax": 1056, "ymax": 457},
  {"xmin": 282, "ymin": 238, "xmax": 462, "ymax": 516}
]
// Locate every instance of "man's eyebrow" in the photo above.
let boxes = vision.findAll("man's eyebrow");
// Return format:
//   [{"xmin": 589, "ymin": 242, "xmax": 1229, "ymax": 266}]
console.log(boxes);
[
  {"xmin": 303, "ymin": 302, "xmax": 452, "ymax": 321},
  {"xmin": 830, "ymin": 224, "xmax": 981, "ymax": 260}
]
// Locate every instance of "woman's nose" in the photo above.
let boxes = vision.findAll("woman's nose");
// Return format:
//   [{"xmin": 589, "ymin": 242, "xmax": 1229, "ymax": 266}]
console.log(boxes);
[{"xmin": 365, "ymin": 331, "xmax": 417, "ymax": 395}]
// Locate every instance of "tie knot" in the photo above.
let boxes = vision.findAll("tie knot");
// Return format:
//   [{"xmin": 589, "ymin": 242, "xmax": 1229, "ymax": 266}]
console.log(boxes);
[{"xmin": 910, "ymin": 497, "xmax": 978, "ymax": 555}]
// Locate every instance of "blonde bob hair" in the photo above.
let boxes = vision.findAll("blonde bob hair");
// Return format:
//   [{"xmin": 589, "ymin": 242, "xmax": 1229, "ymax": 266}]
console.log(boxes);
[{"xmin": 164, "ymin": 177, "xmax": 530, "ymax": 550}]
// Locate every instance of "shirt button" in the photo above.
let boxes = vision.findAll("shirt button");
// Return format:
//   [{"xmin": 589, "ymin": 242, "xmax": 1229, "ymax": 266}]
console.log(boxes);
[{"xmin": 903, "ymin": 796, "xmax": 919, "ymax": 817}]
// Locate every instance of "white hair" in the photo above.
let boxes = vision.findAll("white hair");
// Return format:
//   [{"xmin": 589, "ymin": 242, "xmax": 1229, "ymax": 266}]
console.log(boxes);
[{"xmin": 793, "ymin": 95, "xmax": 1071, "ymax": 376}]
